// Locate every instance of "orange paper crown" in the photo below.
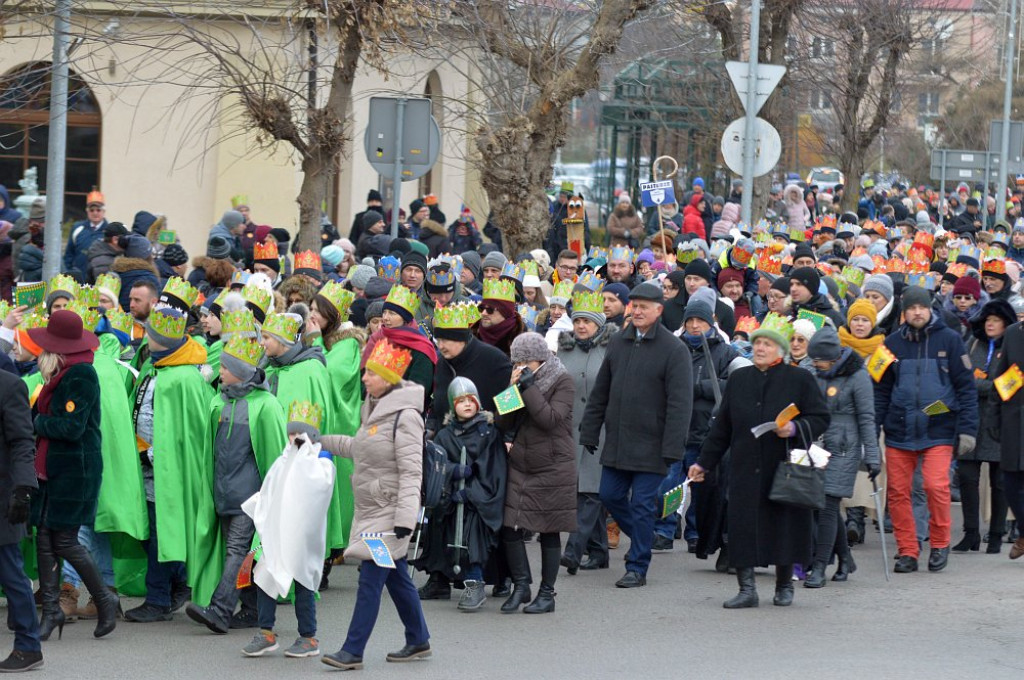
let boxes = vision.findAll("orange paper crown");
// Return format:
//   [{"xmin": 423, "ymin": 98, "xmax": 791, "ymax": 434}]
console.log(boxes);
[
  {"xmin": 887, "ymin": 257, "xmax": 907, "ymax": 274},
  {"xmin": 735, "ymin": 316, "xmax": 760, "ymax": 336},
  {"xmin": 294, "ymin": 250, "xmax": 321, "ymax": 272},
  {"xmin": 757, "ymin": 255, "xmax": 783, "ymax": 276},
  {"xmin": 254, "ymin": 241, "xmax": 279, "ymax": 261},
  {"xmin": 984, "ymin": 258, "xmax": 1007, "ymax": 276},
  {"xmin": 365, "ymin": 339, "xmax": 413, "ymax": 385}
]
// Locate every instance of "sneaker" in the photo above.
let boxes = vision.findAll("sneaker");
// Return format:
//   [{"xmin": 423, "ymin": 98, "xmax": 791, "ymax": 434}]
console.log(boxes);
[
  {"xmin": 169, "ymin": 582, "xmax": 191, "ymax": 613},
  {"xmin": 185, "ymin": 603, "xmax": 229, "ymax": 634},
  {"xmin": 284, "ymin": 636, "xmax": 320, "ymax": 658},
  {"xmin": 242, "ymin": 631, "xmax": 279, "ymax": 657},
  {"xmin": 0, "ymin": 649, "xmax": 43, "ymax": 672},
  {"xmin": 124, "ymin": 601, "xmax": 173, "ymax": 623},
  {"xmin": 59, "ymin": 583, "xmax": 80, "ymax": 621},
  {"xmin": 652, "ymin": 535, "xmax": 674, "ymax": 552},
  {"xmin": 230, "ymin": 608, "xmax": 259, "ymax": 629}
]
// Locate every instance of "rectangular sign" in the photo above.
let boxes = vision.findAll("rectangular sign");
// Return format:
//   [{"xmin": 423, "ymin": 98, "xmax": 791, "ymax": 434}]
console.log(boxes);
[{"xmin": 640, "ymin": 180, "xmax": 676, "ymax": 208}]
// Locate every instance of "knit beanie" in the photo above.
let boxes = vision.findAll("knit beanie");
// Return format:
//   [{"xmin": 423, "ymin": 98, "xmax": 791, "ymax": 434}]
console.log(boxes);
[
  {"xmin": 347, "ymin": 264, "xmax": 374, "ymax": 291},
  {"xmin": 792, "ymin": 318, "xmax": 817, "ymax": 341},
  {"xmin": 789, "ymin": 266, "xmax": 821, "ymax": 294},
  {"xmin": 365, "ymin": 299, "xmax": 385, "ymax": 323},
  {"xmin": 846, "ymin": 298, "xmax": 877, "ymax": 328},
  {"xmin": 361, "ymin": 210, "xmax": 384, "ymax": 231},
  {"xmin": 123, "ymin": 234, "xmax": 152, "ymax": 260},
  {"xmin": 510, "ymin": 332, "xmax": 552, "ymax": 365},
  {"xmin": 321, "ymin": 245, "xmax": 344, "ymax": 267},
  {"xmin": 793, "ymin": 243, "xmax": 816, "ymax": 262},
  {"xmin": 901, "ymin": 285, "xmax": 932, "ymax": 310},
  {"xmin": 482, "ymin": 250, "xmax": 508, "ymax": 272},
  {"xmin": 364, "ymin": 276, "xmax": 393, "ymax": 300},
  {"xmin": 222, "ymin": 210, "xmax": 245, "ymax": 230},
  {"xmin": 683, "ymin": 299, "xmax": 714, "ymax": 326},
  {"xmin": 683, "ymin": 258, "xmax": 714, "ymax": 285},
  {"xmin": 862, "ymin": 273, "xmax": 894, "ymax": 301},
  {"xmin": 952, "ymin": 275, "xmax": 981, "ymax": 300},
  {"xmin": 771, "ymin": 276, "xmax": 791, "ymax": 295},
  {"xmin": 383, "ymin": 301, "xmax": 415, "ymax": 324},
  {"xmin": 162, "ymin": 243, "xmax": 188, "ymax": 267},
  {"xmin": 220, "ymin": 350, "xmax": 258, "ymax": 383},
  {"xmin": 604, "ymin": 283, "xmax": 630, "ymax": 308},
  {"xmin": 666, "ymin": 269, "xmax": 689, "ymax": 290},
  {"xmin": 716, "ymin": 267, "xmax": 745, "ymax": 292},
  {"xmin": 461, "ymin": 251, "xmax": 482, "ymax": 280},
  {"xmin": 808, "ymin": 325, "xmax": 841, "ymax": 361},
  {"xmin": 401, "ymin": 251, "xmax": 429, "ymax": 277},
  {"xmin": 689, "ymin": 285, "xmax": 718, "ymax": 313},
  {"xmin": 207, "ymin": 236, "xmax": 232, "ymax": 260}
]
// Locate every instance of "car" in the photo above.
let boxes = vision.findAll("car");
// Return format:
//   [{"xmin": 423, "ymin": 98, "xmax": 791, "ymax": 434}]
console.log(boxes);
[{"xmin": 805, "ymin": 167, "xmax": 844, "ymax": 191}]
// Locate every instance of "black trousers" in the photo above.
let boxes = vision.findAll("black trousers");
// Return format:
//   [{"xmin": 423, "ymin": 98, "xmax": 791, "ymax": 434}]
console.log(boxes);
[
  {"xmin": 957, "ymin": 461, "xmax": 1007, "ymax": 535},
  {"xmin": 813, "ymin": 495, "xmax": 849, "ymax": 564}
]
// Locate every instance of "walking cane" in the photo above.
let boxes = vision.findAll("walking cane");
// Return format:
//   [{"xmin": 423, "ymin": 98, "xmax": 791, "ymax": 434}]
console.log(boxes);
[
  {"xmin": 448, "ymin": 446, "xmax": 469, "ymax": 575},
  {"xmin": 870, "ymin": 478, "xmax": 890, "ymax": 582},
  {"xmin": 407, "ymin": 507, "xmax": 427, "ymax": 578}
]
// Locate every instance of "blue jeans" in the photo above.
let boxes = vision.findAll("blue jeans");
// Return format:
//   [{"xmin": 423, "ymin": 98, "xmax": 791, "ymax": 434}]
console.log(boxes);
[
  {"xmin": 599, "ymin": 467, "xmax": 663, "ymax": 576},
  {"xmin": 341, "ymin": 559, "xmax": 429, "ymax": 657},
  {"xmin": 682, "ymin": 446, "xmax": 700, "ymax": 541},
  {"xmin": 143, "ymin": 501, "xmax": 186, "ymax": 607},
  {"xmin": 0, "ymin": 543, "xmax": 40, "ymax": 652},
  {"xmin": 62, "ymin": 525, "xmax": 115, "ymax": 589},
  {"xmin": 465, "ymin": 563, "xmax": 483, "ymax": 582},
  {"xmin": 258, "ymin": 583, "xmax": 316, "ymax": 638}
]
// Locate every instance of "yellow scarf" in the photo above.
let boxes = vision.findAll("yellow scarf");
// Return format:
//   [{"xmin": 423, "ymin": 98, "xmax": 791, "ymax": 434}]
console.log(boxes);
[
  {"xmin": 155, "ymin": 336, "xmax": 208, "ymax": 367},
  {"xmin": 838, "ymin": 325, "xmax": 884, "ymax": 358}
]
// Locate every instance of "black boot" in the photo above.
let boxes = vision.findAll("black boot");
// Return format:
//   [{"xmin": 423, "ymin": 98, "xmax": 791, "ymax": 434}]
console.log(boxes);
[
  {"xmin": 522, "ymin": 584, "xmax": 555, "ymax": 614},
  {"xmin": 723, "ymin": 567, "xmax": 758, "ymax": 609},
  {"xmin": 987, "ymin": 533, "xmax": 1004, "ymax": 554},
  {"xmin": 57, "ymin": 535, "xmax": 117, "ymax": 638},
  {"xmin": 832, "ymin": 548, "xmax": 857, "ymax": 582},
  {"xmin": 417, "ymin": 572, "xmax": 451, "ymax": 601},
  {"xmin": 714, "ymin": 544, "xmax": 730, "ymax": 574},
  {"xmin": 845, "ymin": 507, "xmax": 866, "ymax": 545},
  {"xmin": 803, "ymin": 561, "xmax": 827, "ymax": 588},
  {"xmin": 500, "ymin": 533, "xmax": 532, "ymax": 613},
  {"xmin": 773, "ymin": 564, "xmax": 794, "ymax": 606},
  {"xmin": 35, "ymin": 530, "xmax": 65, "ymax": 641},
  {"xmin": 952, "ymin": 529, "xmax": 981, "ymax": 552},
  {"xmin": 523, "ymin": 541, "xmax": 559, "ymax": 614}
]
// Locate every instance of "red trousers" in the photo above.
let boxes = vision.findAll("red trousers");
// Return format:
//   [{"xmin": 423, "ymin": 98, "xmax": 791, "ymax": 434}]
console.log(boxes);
[{"xmin": 885, "ymin": 445, "xmax": 953, "ymax": 557}]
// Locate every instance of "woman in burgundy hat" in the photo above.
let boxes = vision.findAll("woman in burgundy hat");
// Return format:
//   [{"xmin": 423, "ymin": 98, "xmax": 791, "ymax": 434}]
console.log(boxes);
[{"xmin": 27, "ymin": 310, "xmax": 118, "ymax": 641}]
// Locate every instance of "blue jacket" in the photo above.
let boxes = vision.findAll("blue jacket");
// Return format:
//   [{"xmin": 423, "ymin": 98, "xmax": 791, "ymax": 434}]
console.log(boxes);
[
  {"xmin": 874, "ymin": 313, "xmax": 978, "ymax": 451},
  {"xmin": 1007, "ymin": 246, "xmax": 1024, "ymax": 266},
  {"xmin": 64, "ymin": 219, "xmax": 107, "ymax": 280}
]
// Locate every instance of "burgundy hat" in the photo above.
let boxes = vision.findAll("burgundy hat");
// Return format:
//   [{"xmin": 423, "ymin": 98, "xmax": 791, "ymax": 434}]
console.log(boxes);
[{"xmin": 27, "ymin": 310, "xmax": 99, "ymax": 355}]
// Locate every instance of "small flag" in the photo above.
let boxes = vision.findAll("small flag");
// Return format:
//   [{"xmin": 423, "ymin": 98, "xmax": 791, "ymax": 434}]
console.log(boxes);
[
  {"xmin": 661, "ymin": 480, "xmax": 691, "ymax": 518},
  {"xmin": 922, "ymin": 400, "xmax": 951, "ymax": 416},
  {"xmin": 493, "ymin": 385, "xmax": 525, "ymax": 415},
  {"xmin": 995, "ymin": 364, "xmax": 1024, "ymax": 401},
  {"xmin": 361, "ymin": 534, "xmax": 396, "ymax": 569},
  {"xmin": 796, "ymin": 309, "xmax": 829, "ymax": 331},
  {"xmin": 866, "ymin": 344, "xmax": 897, "ymax": 382},
  {"xmin": 15, "ymin": 281, "xmax": 46, "ymax": 309},
  {"xmin": 158, "ymin": 230, "xmax": 177, "ymax": 245}
]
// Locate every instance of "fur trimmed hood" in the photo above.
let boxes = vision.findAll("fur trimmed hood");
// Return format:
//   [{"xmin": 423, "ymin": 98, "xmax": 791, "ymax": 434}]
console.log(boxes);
[
  {"xmin": 420, "ymin": 219, "xmax": 448, "ymax": 238},
  {"xmin": 111, "ymin": 256, "xmax": 159, "ymax": 276}
]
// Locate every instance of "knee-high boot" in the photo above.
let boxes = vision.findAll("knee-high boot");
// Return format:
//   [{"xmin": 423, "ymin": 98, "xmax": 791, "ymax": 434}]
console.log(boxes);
[
  {"xmin": 54, "ymin": 531, "xmax": 117, "ymax": 638},
  {"xmin": 774, "ymin": 564, "xmax": 795, "ymax": 606},
  {"xmin": 35, "ymin": 528, "xmax": 65, "ymax": 641},
  {"xmin": 523, "ymin": 539, "xmax": 559, "ymax": 614},
  {"xmin": 500, "ymin": 531, "xmax": 532, "ymax": 613},
  {"xmin": 723, "ymin": 567, "xmax": 758, "ymax": 609}
]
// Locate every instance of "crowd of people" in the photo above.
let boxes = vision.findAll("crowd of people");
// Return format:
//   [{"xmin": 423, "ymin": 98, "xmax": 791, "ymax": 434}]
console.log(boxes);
[{"xmin": 0, "ymin": 180, "xmax": 1023, "ymax": 673}]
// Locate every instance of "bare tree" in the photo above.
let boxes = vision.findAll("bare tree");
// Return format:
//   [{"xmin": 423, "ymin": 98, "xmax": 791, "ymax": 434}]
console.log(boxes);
[{"xmin": 936, "ymin": 79, "xmax": 1024, "ymax": 151}]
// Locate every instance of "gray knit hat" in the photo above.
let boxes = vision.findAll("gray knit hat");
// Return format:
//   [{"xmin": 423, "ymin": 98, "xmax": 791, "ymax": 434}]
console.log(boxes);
[
  {"xmin": 571, "ymin": 306, "xmax": 605, "ymax": 327},
  {"xmin": 482, "ymin": 250, "xmax": 508, "ymax": 272},
  {"xmin": 510, "ymin": 332, "xmax": 552, "ymax": 364},
  {"xmin": 220, "ymin": 351, "xmax": 258, "ymax": 383},
  {"xmin": 862, "ymin": 273, "xmax": 894, "ymax": 301},
  {"xmin": 348, "ymin": 264, "xmax": 374, "ymax": 291},
  {"xmin": 365, "ymin": 299, "xmax": 385, "ymax": 321},
  {"xmin": 683, "ymin": 299, "xmax": 714, "ymax": 326},
  {"xmin": 808, "ymin": 325, "xmax": 841, "ymax": 361}
]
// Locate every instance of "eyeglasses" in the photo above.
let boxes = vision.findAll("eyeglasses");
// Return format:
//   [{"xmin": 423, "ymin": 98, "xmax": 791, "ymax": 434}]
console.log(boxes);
[{"xmin": 953, "ymin": 294, "xmax": 976, "ymax": 301}]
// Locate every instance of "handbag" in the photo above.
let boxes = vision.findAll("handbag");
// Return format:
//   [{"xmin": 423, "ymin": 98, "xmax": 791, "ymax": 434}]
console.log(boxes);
[{"xmin": 769, "ymin": 419, "xmax": 826, "ymax": 510}]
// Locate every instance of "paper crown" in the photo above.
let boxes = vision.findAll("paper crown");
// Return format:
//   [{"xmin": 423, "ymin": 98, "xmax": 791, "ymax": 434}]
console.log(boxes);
[
  {"xmin": 841, "ymin": 265, "xmax": 866, "ymax": 287},
  {"xmin": 318, "ymin": 280, "xmax": 355, "ymax": 320},
  {"xmin": 157, "ymin": 230, "xmax": 177, "ymax": 245},
  {"xmin": 148, "ymin": 307, "xmax": 186, "ymax": 340},
  {"xmin": 710, "ymin": 240, "xmax": 730, "ymax": 260},
  {"xmin": 77, "ymin": 285, "xmax": 100, "ymax": 310},
  {"xmin": 366, "ymin": 338, "xmax": 412, "ymax": 384},
  {"xmin": 676, "ymin": 242, "xmax": 700, "ymax": 265},
  {"xmin": 870, "ymin": 255, "xmax": 887, "ymax": 274},
  {"xmin": 959, "ymin": 246, "xmax": 984, "ymax": 263},
  {"xmin": 262, "ymin": 312, "xmax": 301, "ymax": 344},
  {"xmin": 426, "ymin": 266, "xmax": 456, "ymax": 288},
  {"xmin": 162, "ymin": 276, "xmax": 199, "ymax": 309},
  {"xmin": 986, "ymin": 246, "xmax": 1007, "ymax": 261},
  {"xmin": 992, "ymin": 232, "xmax": 1010, "ymax": 247},
  {"xmin": 377, "ymin": 255, "xmax": 401, "ymax": 283},
  {"xmin": 913, "ymin": 232, "xmax": 934, "ymax": 250},
  {"xmin": 384, "ymin": 283, "xmax": 421, "ymax": 315},
  {"xmin": 753, "ymin": 311, "xmax": 794, "ymax": 344},
  {"xmin": 887, "ymin": 257, "xmax": 907, "ymax": 274},
  {"xmin": 735, "ymin": 316, "xmax": 760, "ymax": 336},
  {"xmin": 434, "ymin": 301, "xmax": 480, "ymax": 330},
  {"xmin": 64, "ymin": 301, "xmax": 101, "ymax": 332},
  {"xmin": 571, "ymin": 289, "xmax": 605, "ymax": 316},
  {"xmin": 608, "ymin": 246, "xmax": 634, "ymax": 263},
  {"xmin": 560, "ymin": 180, "xmax": 575, "ymax": 193},
  {"xmin": 731, "ymin": 241, "xmax": 755, "ymax": 267},
  {"xmin": 588, "ymin": 246, "xmax": 608, "ymax": 261},
  {"xmin": 220, "ymin": 308, "xmax": 257, "ymax": 337},
  {"xmin": 755, "ymin": 230, "xmax": 773, "ymax": 244},
  {"xmin": 757, "ymin": 255, "xmax": 783, "ymax": 277},
  {"xmin": 771, "ymin": 222, "xmax": 790, "ymax": 237},
  {"xmin": 231, "ymin": 194, "xmax": 249, "ymax": 209},
  {"xmin": 517, "ymin": 304, "xmax": 539, "ymax": 329},
  {"xmin": 550, "ymin": 280, "xmax": 574, "ymax": 302},
  {"xmin": 818, "ymin": 214, "xmax": 837, "ymax": 231},
  {"xmin": 242, "ymin": 285, "xmax": 272, "ymax": 318},
  {"xmin": 946, "ymin": 263, "xmax": 969, "ymax": 278},
  {"xmin": 984, "ymin": 258, "xmax": 1007, "ymax": 275},
  {"xmin": 830, "ymin": 274, "xmax": 849, "ymax": 299},
  {"xmin": 908, "ymin": 273, "xmax": 938, "ymax": 289},
  {"xmin": 886, "ymin": 228, "xmax": 903, "ymax": 241},
  {"xmin": 95, "ymin": 272, "xmax": 121, "ymax": 298},
  {"xmin": 254, "ymin": 241, "xmax": 279, "ymax": 261},
  {"xmin": 20, "ymin": 311, "xmax": 48, "ymax": 331},
  {"xmin": 430, "ymin": 253, "xmax": 464, "ymax": 278},
  {"xmin": 105, "ymin": 309, "xmax": 134, "ymax": 337},
  {"xmin": 206, "ymin": 287, "xmax": 232, "ymax": 314},
  {"xmin": 576, "ymin": 270, "xmax": 605, "ymax": 292},
  {"xmin": 0, "ymin": 301, "xmax": 9, "ymax": 322},
  {"xmin": 223, "ymin": 334, "xmax": 264, "ymax": 368},
  {"xmin": 48, "ymin": 273, "xmax": 79, "ymax": 300},
  {"xmin": 789, "ymin": 226, "xmax": 807, "ymax": 242},
  {"xmin": 500, "ymin": 262, "xmax": 525, "ymax": 283},
  {"xmin": 230, "ymin": 271, "xmax": 251, "ymax": 288},
  {"xmin": 815, "ymin": 262, "xmax": 835, "ymax": 277},
  {"xmin": 287, "ymin": 400, "xmax": 324, "ymax": 432},
  {"xmin": 86, "ymin": 189, "xmax": 104, "ymax": 205},
  {"xmin": 294, "ymin": 250, "xmax": 321, "ymax": 272},
  {"xmin": 520, "ymin": 260, "xmax": 540, "ymax": 278},
  {"xmin": 481, "ymin": 278, "xmax": 517, "ymax": 303}
]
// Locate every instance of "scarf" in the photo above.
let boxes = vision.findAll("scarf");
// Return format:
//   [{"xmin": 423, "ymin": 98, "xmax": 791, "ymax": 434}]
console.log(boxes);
[
  {"xmin": 383, "ymin": 325, "xmax": 438, "ymax": 364},
  {"xmin": 154, "ymin": 336, "xmax": 207, "ymax": 367},
  {"xmin": 532, "ymin": 354, "xmax": 567, "ymax": 395},
  {"xmin": 36, "ymin": 349, "xmax": 96, "ymax": 480},
  {"xmin": 839, "ymin": 325, "xmax": 884, "ymax": 358},
  {"xmin": 477, "ymin": 315, "xmax": 518, "ymax": 347},
  {"xmin": 816, "ymin": 347, "xmax": 854, "ymax": 379}
]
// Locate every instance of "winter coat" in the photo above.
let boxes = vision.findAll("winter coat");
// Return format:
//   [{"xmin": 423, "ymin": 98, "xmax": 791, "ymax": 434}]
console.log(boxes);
[
  {"xmin": 0, "ymin": 185, "xmax": 22, "ymax": 223},
  {"xmin": 418, "ymin": 219, "xmax": 452, "ymax": 258},
  {"xmin": 684, "ymin": 330, "xmax": 746, "ymax": 449},
  {"xmin": 988, "ymin": 322, "xmax": 1024, "ymax": 471},
  {"xmin": 111, "ymin": 257, "xmax": 161, "ymax": 311},
  {"xmin": 155, "ymin": 258, "xmax": 179, "ymax": 288},
  {"xmin": 580, "ymin": 321, "xmax": 693, "ymax": 475},
  {"xmin": 963, "ymin": 336, "xmax": 1002, "ymax": 463},
  {"xmin": 32, "ymin": 363, "xmax": 103, "ymax": 531},
  {"xmin": 85, "ymin": 239, "xmax": 119, "ymax": 284},
  {"xmin": 946, "ymin": 209, "xmax": 983, "ymax": 237},
  {"xmin": 63, "ymin": 220, "xmax": 107, "ymax": 280},
  {"xmin": 711, "ymin": 202, "xmax": 740, "ymax": 239},
  {"xmin": 320, "ymin": 381, "xmax": 424, "ymax": 562},
  {"xmin": 495, "ymin": 358, "xmax": 577, "ymax": 533},
  {"xmin": 606, "ymin": 204, "xmax": 644, "ymax": 248},
  {"xmin": 813, "ymin": 349, "xmax": 881, "ymax": 497},
  {"xmin": 17, "ymin": 242, "xmax": 43, "ymax": 282},
  {"xmin": 791, "ymin": 292, "xmax": 845, "ymax": 329},
  {"xmin": 0, "ymin": 372, "xmax": 38, "ymax": 546},
  {"xmin": 784, "ymin": 184, "xmax": 811, "ymax": 232},
  {"xmin": 874, "ymin": 312, "xmax": 979, "ymax": 451},
  {"xmin": 557, "ymin": 323, "xmax": 618, "ymax": 494},
  {"xmin": 664, "ymin": 290, "xmax": 737, "ymax": 338},
  {"xmin": 698, "ymin": 361, "xmax": 830, "ymax": 568},
  {"xmin": 682, "ymin": 195, "xmax": 707, "ymax": 240},
  {"xmin": 428, "ymin": 336, "xmax": 512, "ymax": 435}
]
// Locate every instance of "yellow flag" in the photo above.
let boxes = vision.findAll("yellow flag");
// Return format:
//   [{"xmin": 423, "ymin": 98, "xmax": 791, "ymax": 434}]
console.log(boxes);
[
  {"xmin": 994, "ymin": 364, "xmax": 1024, "ymax": 402},
  {"xmin": 866, "ymin": 344, "xmax": 897, "ymax": 383}
]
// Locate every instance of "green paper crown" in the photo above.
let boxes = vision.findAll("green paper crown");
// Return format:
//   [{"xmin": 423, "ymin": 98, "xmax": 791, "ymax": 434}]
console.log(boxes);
[
  {"xmin": 560, "ymin": 180, "xmax": 574, "ymax": 193},
  {"xmin": 48, "ymin": 273, "xmax": 79, "ymax": 300},
  {"xmin": 162, "ymin": 276, "xmax": 199, "ymax": 308},
  {"xmin": 287, "ymin": 400, "xmax": 324, "ymax": 432},
  {"xmin": 105, "ymin": 309, "xmax": 134, "ymax": 337},
  {"xmin": 148, "ymin": 308, "xmax": 186, "ymax": 340},
  {"xmin": 319, "ymin": 281, "xmax": 355, "ymax": 320},
  {"xmin": 384, "ymin": 284, "xmax": 421, "ymax": 315},
  {"xmin": 77, "ymin": 285, "xmax": 101, "ymax": 310},
  {"xmin": 262, "ymin": 312, "xmax": 301, "ymax": 344},
  {"xmin": 434, "ymin": 301, "xmax": 480, "ymax": 330},
  {"xmin": 751, "ymin": 311, "xmax": 794, "ymax": 347},
  {"xmin": 521, "ymin": 260, "xmax": 539, "ymax": 278},
  {"xmin": 571, "ymin": 290, "xmax": 605, "ymax": 316},
  {"xmin": 20, "ymin": 311, "xmax": 48, "ymax": 330},
  {"xmin": 65, "ymin": 301, "xmax": 101, "ymax": 332},
  {"xmin": 95, "ymin": 272, "xmax": 122, "ymax": 298},
  {"xmin": 482, "ymin": 278, "xmax": 517, "ymax": 303},
  {"xmin": 221, "ymin": 308, "xmax": 257, "ymax": 337},
  {"xmin": 550, "ymin": 280, "xmax": 574, "ymax": 302},
  {"xmin": 242, "ymin": 285, "xmax": 272, "ymax": 318},
  {"xmin": 223, "ymin": 334, "xmax": 264, "ymax": 368},
  {"xmin": 841, "ymin": 265, "xmax": 865, "ymax": 287},
  {"xmin": 0, "ymin": 301, "xmax": 9, "ymax": 323}
]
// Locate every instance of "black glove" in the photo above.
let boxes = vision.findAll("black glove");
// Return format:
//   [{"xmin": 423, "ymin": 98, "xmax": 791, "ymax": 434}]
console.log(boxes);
[
  {"xmin": 867, "ymin": 463, "xmax": 882, "ymax": 482},
  {"xmin": 663, "ymin": 458, "xmax": 675, "ymax": 470},
  {"xmin": 451, "ymin": 464, "xmax": 473, "ymax": 481},
  {"xmin": 7, "ymin": 486, "xmax": 32, "ymax": 525},
  {"xmin": 451, "ymin": 489, "xmax": 468, "ymax": 504},
  {"xmin": 584, "ymin": 445, "xmax": 597, "ymax": 455},
  {"xmin": 518, "ymin": 367, "xmax": 536, "ymax": 390},
  {"xmin": 393, "ymin": 526, "xmax": 413, "ymax": 539}
]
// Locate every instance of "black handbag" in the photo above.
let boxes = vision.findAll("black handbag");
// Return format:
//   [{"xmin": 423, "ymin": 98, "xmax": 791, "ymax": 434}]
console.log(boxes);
[{"xmin": 769, "ymin": 420, "xmax": 826, "ymax": 510}]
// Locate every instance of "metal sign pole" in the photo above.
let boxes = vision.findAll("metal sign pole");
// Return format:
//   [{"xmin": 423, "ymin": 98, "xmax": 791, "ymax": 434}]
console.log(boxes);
[
  {"xmin": 997, "ymin": 0, "xmax": 1019, "ymax": 222},
  {"xmin": 43, "ymin": 0, "xmax": 71, "ymax": 281},
  {"xmin": 740, "ymin": 0, "xmax": 761, "ymax": 226},
  {"xmin": 390, "ymin": 98, "xmax": 407, "ymax": 239},
  {"xmin": 939, "ymin": 150, "xmax": 947, "ymax": 229}
]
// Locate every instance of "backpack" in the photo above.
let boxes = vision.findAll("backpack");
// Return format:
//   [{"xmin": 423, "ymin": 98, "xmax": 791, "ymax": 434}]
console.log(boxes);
[{"xmin": 392, "ymin": 412, "xmax": 451, "ymax": 509}]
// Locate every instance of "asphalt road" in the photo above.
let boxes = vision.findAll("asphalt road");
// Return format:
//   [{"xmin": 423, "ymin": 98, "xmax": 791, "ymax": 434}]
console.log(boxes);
[{"xmin": 10, "ymin": 524, "xmax": 1024, "ymax": 679}]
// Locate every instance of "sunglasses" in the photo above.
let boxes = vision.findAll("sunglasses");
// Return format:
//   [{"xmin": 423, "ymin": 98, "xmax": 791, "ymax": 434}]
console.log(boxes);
[{"xmin": 479, "ymin": 305, "xmax": 496, "ymax": 314}]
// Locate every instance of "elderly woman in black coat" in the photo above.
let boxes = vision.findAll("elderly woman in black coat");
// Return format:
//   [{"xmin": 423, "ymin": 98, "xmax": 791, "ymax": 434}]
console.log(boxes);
[{"xmin": 690, "ymin": 317, "xmax": 829, "ymax": 608}]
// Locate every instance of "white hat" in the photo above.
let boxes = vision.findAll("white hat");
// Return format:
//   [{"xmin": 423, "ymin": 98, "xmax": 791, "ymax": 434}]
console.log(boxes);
[
  {"xmin": 792, "ymin": 318, "xmax": 818, "ymax": 341},
  {"xmin": 523, "ymin": 274, "xmax": 541, "ymax": 289}
]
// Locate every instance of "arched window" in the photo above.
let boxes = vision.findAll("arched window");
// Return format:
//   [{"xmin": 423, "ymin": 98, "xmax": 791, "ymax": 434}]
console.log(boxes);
[
  {"xmin": 420, "ymin": 71, "xmax": 443, "ymax": 199},
  {"xmin": 0, "ymin": 62, "xmax": 102, "ymax": 222}
]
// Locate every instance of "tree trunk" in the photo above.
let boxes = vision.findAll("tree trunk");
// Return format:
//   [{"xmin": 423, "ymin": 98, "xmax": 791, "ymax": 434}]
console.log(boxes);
[
  {"xmin": 297, "ymin": 151, "xmax": 331, "ymax": 252},
  {"xmin": 840, "ymin": 152, "xmax": 865, "ymax": 214}
]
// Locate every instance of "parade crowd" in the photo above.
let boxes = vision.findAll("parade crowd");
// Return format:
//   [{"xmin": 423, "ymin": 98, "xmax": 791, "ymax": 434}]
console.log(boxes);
[{"xmin": 0, "ymin": 178, "xmax": 1022, "ymax": 673}]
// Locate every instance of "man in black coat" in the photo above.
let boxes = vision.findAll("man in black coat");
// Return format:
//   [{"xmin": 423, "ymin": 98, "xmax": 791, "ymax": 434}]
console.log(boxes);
[
  {"xmin": 988, "ymin": 320, "xmax": 1024, "ymax": 558},
  {"xmin": 580, "ymin": 281, "xmax": 693, "ymax": 589},
  {"xmin": 428, "ymin": 330, "xmax": 512, "ymax": 438},
  {"xmin": 788, "ymin": 266, "xmax": 845, "ymax": 328},
  {"xmin": 0, "ymin": 372, "xmax": 42, "ymax": 671}
]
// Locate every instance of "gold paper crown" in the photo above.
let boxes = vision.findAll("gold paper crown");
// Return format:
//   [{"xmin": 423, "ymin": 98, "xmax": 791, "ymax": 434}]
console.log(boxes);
[
  {"xmin": 815, "ymin": 262, "xmax": 835, "ymax": 277},
  {"xmin": 287, "ymin": 400, "xmax": 324, "ymax": 432},
  {"xmin": 757, "ymin": 256, "xmax": 783, "ymax": 277},
  {"xmin": 223, "ymin": 334, "xmax": 264, "ymax": 368},
  {"xmin": 64, "ymin": 301, "xmax": 101, "ymax": 332},
  {"xmin": 550, "ymin": 280, "xmax": 574, "ymax": 301},
  {"xmin": 571, "ymin": 290, "xmax": 605, "ymax": 316},
  {"xmin": 384, "ymin": 284, "xmax": 421, "ymax": 315},
  {"xmin": 86, "ymin": 189, "xmax": 104, "ymax": 206},
  {"xmin": 95, "ymin": 272, "xmax": 122, "ymax": 298},
  {"xmin": 262, "ymin": 312, "xmax": 301, "ymax": 344},
  {"xmin": 887, "ymin": 257, "xmax": 907, "ymax": 274},
  {"xmin": 576, "ymin": 271, "xmax": 605, "ymax": 292},
  {"xmin": 319, "ymin": 280, "xmax": 355, "ymax": 320},
  {"xmin": 366, "ymin": 338, "xmax": 412, "ymax": 385},
  {"xmin": 242, "ymin": 285, "xmax": 272, "ymax": 318},
  {"xmin": 162, "ymin": 276, "xmax": 199, "ymax": 309},
  {"xmin": 482, "ymin": 278, "xmax": 517, "ymax": 303},
  {"xmin": 221, "ymin": 308, "xmax": 257, "ymax": 337},
  {"xmin": 913, "ymin": 232, "xmax": 934, "ymax": 250},
  {"xmin": 77, "ymin": 285, "xmax": 101, "ymax": 310},
  {"xmin": 254, "ymin": 241, "xmax": 279, "ymax": 261},
  {"xmin": 148, "ymin": 308, "xmax": 186, "ymax": 340},
  {"xmin": 294, "ymin": 250, "xmax": 321, "ymax": 271},
  {"xmin": 433, "ymin": 302, "xmax": 479, "ymax": 330},
  {"xmin": 609, "ymin": 246, "xmax": 634, "ymax": 263},
  {"xmin": 105, "ymin": 309, "xmax": 134, "ymax": 337},
  {"xmin": 947, "ymin": 263, "xmax": 969, "ymax": 278},
  {"xmin": 984, "ymin": 258, "xmax": 1008, "ymax": 275},
  {"xmin": 48, "ymin": 274, "xmax": 79, "ymax": 300},
  {"xmin": 500, "ymin": 262, "xmax": 525, "ymax": 283}
]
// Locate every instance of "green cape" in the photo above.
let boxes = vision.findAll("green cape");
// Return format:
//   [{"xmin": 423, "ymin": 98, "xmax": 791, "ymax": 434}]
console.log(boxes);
[
  {"xmin": 323, "ymin": 337, "xmax": 362, "ymax": 550},
  {"xmin": 204, "ymin": 339, "xmax": 223, "ymax": 383}
]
